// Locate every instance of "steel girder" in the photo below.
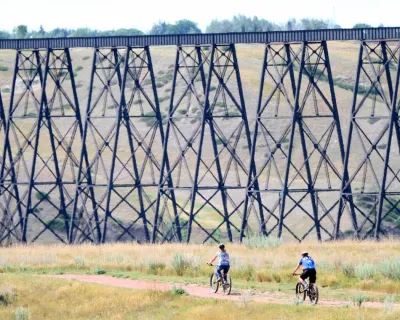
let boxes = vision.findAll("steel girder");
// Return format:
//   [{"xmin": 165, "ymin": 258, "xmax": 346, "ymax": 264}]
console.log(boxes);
[
  {"xmin": 337, "ymin": 41, "xmax": 400, "ymax": 239},
  {"xmin": 152, "ymin": 44, "xmax": 253, "ymax": 243},
  {"xmin": 70, "ymin": 47, "xmax": 167, "ymax": 244},
  {"xmin": 1, "ymin": 39, "xmax": 400, "ymax": 245},
  {"xmin": 0, "ymin": 49, "xmax": 85, "ymax": 244},
  {"xmin": 243, "ymin": 41, "xmax": 349, "ymax": 241}
]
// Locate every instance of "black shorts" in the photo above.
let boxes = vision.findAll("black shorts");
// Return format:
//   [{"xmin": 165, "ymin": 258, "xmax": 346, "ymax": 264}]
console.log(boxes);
[{"xmin": 300, "ymin": 269, "xmax": 316, "ymax": 283}]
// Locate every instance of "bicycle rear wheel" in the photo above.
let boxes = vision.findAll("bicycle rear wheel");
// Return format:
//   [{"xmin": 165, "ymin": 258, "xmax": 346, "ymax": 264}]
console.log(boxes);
[
  {"xmin": 308, "ymin": 284, "xmax": 319, "ymax": 305},
  {"xmin": 222, "ymin": 274, "xmax": 232, "ymax": 295},
  {"xmin": 295, "ymin": 282, "xmax": 306, "ymax": 301},
  {"xmin": 210, "ymin": 272, "xmax": 219, "ymax": 293}
]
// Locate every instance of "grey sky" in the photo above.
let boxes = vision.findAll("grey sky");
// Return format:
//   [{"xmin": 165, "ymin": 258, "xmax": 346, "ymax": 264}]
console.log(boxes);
[{"xmin": 2, "ymin": 0, "xmax": 398, "ymax": 32}]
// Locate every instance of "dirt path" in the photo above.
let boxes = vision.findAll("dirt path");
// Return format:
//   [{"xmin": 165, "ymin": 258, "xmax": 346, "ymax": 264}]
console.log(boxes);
[{"xmin": 47, "ymin": 274, "xmax": 393, "ymax": 309}]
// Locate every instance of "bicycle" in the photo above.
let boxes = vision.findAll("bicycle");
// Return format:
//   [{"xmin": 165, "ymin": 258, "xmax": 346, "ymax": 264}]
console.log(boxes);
[
  {"xmin": 208, "ymin": 263, "xmax": 232, "ymax": 295},
  {"xmin": 293, "ymin": 274, "xmax": 319, "ymax": 305}
]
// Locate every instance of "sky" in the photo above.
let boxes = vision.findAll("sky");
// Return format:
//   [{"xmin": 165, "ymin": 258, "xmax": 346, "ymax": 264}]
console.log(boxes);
[{"xmin": 1, "ymin": 0, "xmax": 399, "ymax": 32}]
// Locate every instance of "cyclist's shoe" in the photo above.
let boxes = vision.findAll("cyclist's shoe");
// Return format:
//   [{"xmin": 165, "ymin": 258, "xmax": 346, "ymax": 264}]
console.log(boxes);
[{"xmin": 217, "ymin": 277, "xmax": 222, "ymax": 283}]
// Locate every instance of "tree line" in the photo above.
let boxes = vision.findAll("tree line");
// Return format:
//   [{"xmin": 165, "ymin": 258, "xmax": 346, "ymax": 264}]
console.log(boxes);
[{"xmin": 0, "ymin": 16, "xmax": 381, "ymax": 39}]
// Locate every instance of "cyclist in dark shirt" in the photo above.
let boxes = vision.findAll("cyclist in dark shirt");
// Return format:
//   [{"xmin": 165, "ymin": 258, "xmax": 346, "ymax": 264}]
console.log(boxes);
[{"xmin": 292, "ymin": 251, "xmax": 316, "ymax": 290}]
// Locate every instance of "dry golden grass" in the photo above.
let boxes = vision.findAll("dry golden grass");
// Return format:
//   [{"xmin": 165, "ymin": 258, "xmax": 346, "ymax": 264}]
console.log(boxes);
[
  {"xmin": 0, "ymin": 274, "xmax": 398, "ymax": 320},
  {"xmin": 0, "ymin": 240, "xmax": 399, "ymax": 297}
]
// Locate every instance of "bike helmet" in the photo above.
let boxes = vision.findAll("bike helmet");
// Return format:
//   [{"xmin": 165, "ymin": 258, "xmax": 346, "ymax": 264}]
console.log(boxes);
[
  {"xmin": 219, "ymin": 243, "xmax": 225, "ymax": 250},
  {"xmin": 301, "ymin": 251, "xmax": 308, "ymax": 256}
]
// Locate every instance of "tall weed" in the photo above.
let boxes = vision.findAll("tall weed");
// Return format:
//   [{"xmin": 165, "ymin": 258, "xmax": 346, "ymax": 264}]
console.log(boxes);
[
  {"xmin": 243, "ymin": 235, "xmax": 282, "ymax": 249},
  {"xmin": 355, "ymin": 264, "xmax": 375, "ymax": 280},
  {"xmin": 171, "ymin": 253, "xmax": 190, "ymax": 276},
  {"xmin": 14, "ymin": 306, "xmax": 30, "ymax": 320},
  {"xmin": 378, "ymin": 258, "xmax": 400, "ymax": 280}
]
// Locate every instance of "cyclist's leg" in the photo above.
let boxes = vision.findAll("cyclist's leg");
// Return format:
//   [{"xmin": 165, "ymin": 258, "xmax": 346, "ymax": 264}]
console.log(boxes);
[
  {"xmin": 216, "ymin": 265, "xmax": 222, "ymax": 280},
  {"xmin": 309, "ymin": 269, "xmax": 316, "ymax": 284},
  {"xmin": 299, "ymin": 269, "xmax": 310, "ymax": 289},
  {"xmin": 224, "ymin": 265, "xmax": 230, "ymax": 280}
]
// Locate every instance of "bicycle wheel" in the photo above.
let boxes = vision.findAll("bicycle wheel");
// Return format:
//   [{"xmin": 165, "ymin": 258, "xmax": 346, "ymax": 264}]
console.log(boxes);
[
  {"xmin": 222, "ymin": 274, "xmax": 232, "ymax": 295},
  {"xmin": 210, "ymin": 272, "xmax": 219, "ymax": 293},
  {"xmin": 308, "ymin": 284, "xmax": 319, "ymax": 305},
  {"xmin": 295, "ymin": 282, "xmax": 306, "ymax": 301}
]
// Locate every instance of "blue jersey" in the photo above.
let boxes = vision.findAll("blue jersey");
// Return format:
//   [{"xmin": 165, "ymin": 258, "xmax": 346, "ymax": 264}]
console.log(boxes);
[
  {"xmin": 299, "ymin": 256, "xmax": 316, "ymax": 270},
  {"xmin": 217, "ymin": 251, "xmax": 230, "ymax": 266}
]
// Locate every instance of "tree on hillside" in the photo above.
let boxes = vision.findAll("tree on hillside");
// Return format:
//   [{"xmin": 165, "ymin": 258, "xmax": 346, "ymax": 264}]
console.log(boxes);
[
  {"xmin": 0, "ymin": 30, "xmax": 10, "ymax": 39},
  {"xmin": 353, "ymin": 23, "xmax": 372, "ymax": 29},
  {"xmin": 13, "ymin": 25, "xmax": 28, "ymax": 39},
  {"xmin": 150, "ymin": 20, "xmax": 201, "ymax": 35}
]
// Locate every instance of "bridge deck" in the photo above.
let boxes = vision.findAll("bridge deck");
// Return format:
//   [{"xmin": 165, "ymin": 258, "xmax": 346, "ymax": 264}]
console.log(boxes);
[{"xmin": 0, "ymin": 27, "xmax": 400, "ymax": 49}]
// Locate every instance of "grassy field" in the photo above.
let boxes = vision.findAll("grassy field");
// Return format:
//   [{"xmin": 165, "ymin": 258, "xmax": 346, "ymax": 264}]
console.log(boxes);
[
  {"xmin": 1, "ymin": 274, "xmax": 398, "ymax": 320},
  {"xmin": 0, "ymin": 240, "xmax": 399, "ymax": 318}
]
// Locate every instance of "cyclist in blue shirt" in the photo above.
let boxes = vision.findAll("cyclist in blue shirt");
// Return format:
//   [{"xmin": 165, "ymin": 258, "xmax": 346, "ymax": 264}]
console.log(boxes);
[
  {"xmin": 292, "ymin": 251, "xmax": 316, "ymax": 290},
  {"xmin": 208, "ymin": 244, "xmax": 230, "ymax": 282}
]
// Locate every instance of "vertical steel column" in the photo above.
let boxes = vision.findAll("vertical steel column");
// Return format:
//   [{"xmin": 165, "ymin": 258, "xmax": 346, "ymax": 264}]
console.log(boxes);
[
  {"xmin": 152, "ymin": 47, "xmax": 182, "ymax": 243},
  {"xmin": 72, "ymin": 48, "xmax": 124, "ymax": 243},
  {"xmin": 338, "ymin": 41, "xmax": 400, "ymax": 238},
  {"xmin": 186, "ymin": 45, "xmax": 216, "ymax": 242},
  {"xmin": 278, "ymin": 43, "xmax": 307, "ymax": 239},
  {"xmin": 336, "ymin": 45, "xmax": 363, "ymax": 239},
  {"xmin": 70, "ymin": 48, "xmax": 102, "ymax": 243},
  {"xmin": 375, "ymin": 43, "xmax": 400, "ymax": 238},
  {"xmin": 0, "ymin": 52, "xmax": 25, "ymax": 244}
]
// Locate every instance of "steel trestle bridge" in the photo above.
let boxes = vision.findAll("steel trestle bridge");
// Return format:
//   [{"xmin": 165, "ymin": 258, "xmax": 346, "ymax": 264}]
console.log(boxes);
[{"xmin": 1, "ymin": 27, "xmax": 400, "ymax": 244}]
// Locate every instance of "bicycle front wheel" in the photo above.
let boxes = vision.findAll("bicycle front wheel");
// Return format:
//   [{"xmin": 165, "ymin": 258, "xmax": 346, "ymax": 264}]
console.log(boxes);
[
  {"xmin": 222, "ymin": 274, "xmax": 232, "ymax": 295},
  {"xmin": 210, "ymin": 272, "xmax": 219, "ymax": 293},
  {"xmin": 309, "ymin": 284, "xmax": 319, "ymax": 305},
  {"xmin": 295, "ymin": 282, "xmax": 306, "ymax": 301}
]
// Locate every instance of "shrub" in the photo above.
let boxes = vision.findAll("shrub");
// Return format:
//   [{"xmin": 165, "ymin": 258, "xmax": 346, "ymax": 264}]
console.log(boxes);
[
  {"xmin": 35, "ymin": 191, "xmax": 50, "ymax": 201},
  {"xmin": 342, "ymin": 263, "xmax": 356, "ymax": 278},
  {"xmin": 147, "ymin": 261, "xmax": 166, "ymax": 275},
  {"xmin": 171, "ymin": 253, "xmax": 190, "ymax": 276},
  {"xmin": 0, "ymin": 287, "xmax": 17, "ymax": 306},
  {"xmin": 95, "ymin": 269, "xmax": 106, "ymax": 275},
  {"xmin": 45, "ymin": 218, "xmax": 66, "ymax": 232},
  {"xmin": 82, "ymin": 56, "xmax": 90, "ymax": 60},
  {"xmin": 351, "ymin": 292, "xmax": 367, "ymax": 309},
  {"xmin": 170, "ymin": 286, "xmax": 187, "ymax": 295},
  {"xmin": 384, "ymin": 295, "xmax": 395, "ymax": 313},
  {"xmin": 74, "ymin": 66, "xmax": 83, "ymax": 72},
  {"xmin": 242, "ymin": 235, "xmax": 283, "ymax": 249},
  {"xmin": 1, "ymin": 88, "xmax": 10, "ymax": 93},
  {"xmin": 355, "ymin": 264, "xmax": 375, "ymax": 280},
  {"xmin": 0, "ymin": 66, "xmax": 8, "ymax": 72},
  {"xmin": 74, "ymin": 256, "xmax": 86, "ymax": 266},
  {"xmin": 378, "ymin": 258, "xmax": 400, "ymax": 280},
  {"xmin": 14, "ymin": 306, "xmax": 30, "ymax": 320}
]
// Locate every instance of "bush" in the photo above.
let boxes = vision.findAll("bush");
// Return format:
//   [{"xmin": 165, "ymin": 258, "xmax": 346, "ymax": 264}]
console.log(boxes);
[
  {"xmin": 95, "ymin": 269, "xmax": 106, "ymax": 275},
  {"xmin": 351, "ymin": 292, "xmax": 367, "ymax": 309},
  {"xmin": 378, "ymin": 258, "xmax": 400, "ymax": 280},
  {"xmin": 35, "ymin": 191, "xmax": 50, "ymax": 201},
  {"xmin": 355, "ymin": 264, "xmax": 375, "ymax": 280},
  {"xmin": 341, "ymin": 263, "xmax": 356, "ymax": 278},
  {"xmin": 0, "ymin": 66, "xmax": 8, "ymax": 72},
  {"xmin": 1, "ymin": 88, "xmax": 10, "ymax": 93},
  {"xmin": 171, "ymin": 253, "xmax": 190, "ymax": 276},
  {"xmin": 242, "ymin": 235, "xmax": 283, "ymax": 249},
  {"xmin": 82, "ymin": 56, "xmax": 91, "ymax": 60},
  {"xmin": 14, "ymin": 306, "xmax": 30, "ymax": 320},
  {"xmin": 147, "ymin": 261, "xmax": 166, "ymax": 275},
  {"xmin": 0, "ymin": 287, "xmax": 17, "ymax": 306},
  {"xmin": 45, "ymin": 218, "xmax": 66, "ymax": 232},
  {"xmin": 74, "ymin": 66, "xmax": 83, "ymax": 72},
  {"xmin": 170, "ymin": 286, "xmax": 187, "ymax": 295},
  {"xmin": 384, "ymin": 295, "xmax": 395, "ymax": 313}
]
